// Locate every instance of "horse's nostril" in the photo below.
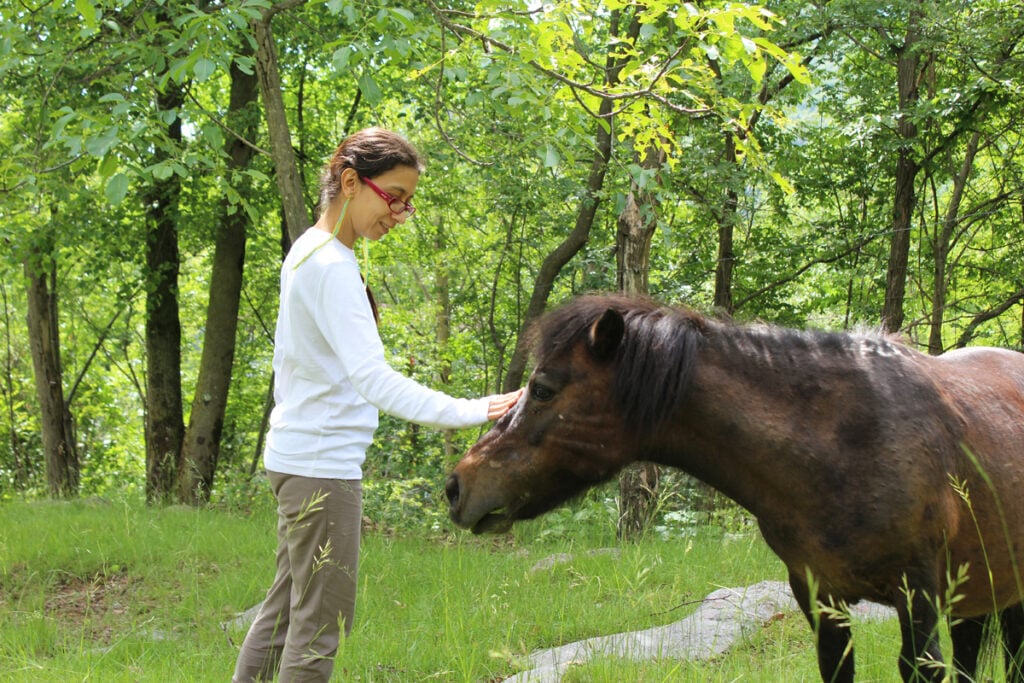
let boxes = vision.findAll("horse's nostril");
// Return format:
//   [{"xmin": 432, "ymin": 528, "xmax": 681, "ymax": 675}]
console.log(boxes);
[{"xmin": 444, "ymin": 474, "xmax": 460, "ymax": 508}]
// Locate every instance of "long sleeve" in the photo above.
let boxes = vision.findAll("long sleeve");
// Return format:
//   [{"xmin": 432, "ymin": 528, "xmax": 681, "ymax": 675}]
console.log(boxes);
[
  {"xmin": 265, "ymin": 229, "xmax": 489, "ymax": 479},
  {"xmin": 315, "ymin": 263, "xmax": 490, "ymax": 428},
  {"xmin": 290, "ymin": 236, "xmax": 490, "ymax": 429}
]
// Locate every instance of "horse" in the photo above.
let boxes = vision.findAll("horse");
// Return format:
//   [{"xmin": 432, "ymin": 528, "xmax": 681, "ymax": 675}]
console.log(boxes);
[{"xmin": 445, "ymin": 294, "xmax": 1024, "ymax": 682}]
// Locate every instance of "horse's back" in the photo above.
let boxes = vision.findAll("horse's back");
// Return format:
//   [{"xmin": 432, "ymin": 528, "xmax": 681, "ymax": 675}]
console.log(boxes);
[
  {"xmin": 937, "ymin": 348, "xmax": 1024, "ymax": 378},
  {"xmin": 932, "ymin": 346, "xmax": 1024, "ymax": 422},
  {"xmin": 930, "ymin": 347, "xmax": 1024, "ymax": 614}
]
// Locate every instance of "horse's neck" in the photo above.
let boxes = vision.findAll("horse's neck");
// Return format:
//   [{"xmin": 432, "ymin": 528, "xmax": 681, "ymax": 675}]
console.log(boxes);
[{"xmin": 653, "ymin": 330, "xmax": 835, "ymax": 519}]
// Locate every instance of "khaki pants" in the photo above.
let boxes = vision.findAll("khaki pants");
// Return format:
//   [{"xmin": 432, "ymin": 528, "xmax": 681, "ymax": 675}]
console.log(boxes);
[{"xmin": 233, "ymin": 472, "xmax": 362, "ymax": 682}]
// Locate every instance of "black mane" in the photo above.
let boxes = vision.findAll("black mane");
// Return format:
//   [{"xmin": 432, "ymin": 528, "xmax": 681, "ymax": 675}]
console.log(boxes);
[
  {"xmin": 529, "ymin": 295, "xmax": 909, "ymax": 432},
  {"xmin": 530, "ymin": 295, "xmax": 705, "ymax": 431}
]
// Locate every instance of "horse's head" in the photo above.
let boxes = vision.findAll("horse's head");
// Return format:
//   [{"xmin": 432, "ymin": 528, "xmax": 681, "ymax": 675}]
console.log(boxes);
[
  {"xmin": 446, "ymin": 296, "xmax": 702, "ymax": 534},
  {"xmin": 446, "ymin": 306, "xmax": 634, "ymax": 534}
]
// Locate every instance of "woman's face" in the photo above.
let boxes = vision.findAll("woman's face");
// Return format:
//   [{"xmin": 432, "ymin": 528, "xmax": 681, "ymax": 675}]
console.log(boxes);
[{"xmin": 346, "ymin": 165, "xmax": 420, "ymax": 243}]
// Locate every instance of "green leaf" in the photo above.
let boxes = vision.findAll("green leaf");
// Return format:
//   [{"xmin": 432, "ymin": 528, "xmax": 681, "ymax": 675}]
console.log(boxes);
[
  {"xmin": 105, "ymin": 172, "xmax": 129, "ymax": 205},
  {"xmin": 235, "ymin": 56, "xmax": 256, "ymax": 75},
  {"xmin": 193, "ymin": 57, "xmax": 216, "ymax": 82},
  {"xmin": 747, "ymin": 55, "xmax": 766, "ymax": 84},
  {"xmin": 85, "ymin": 126, "xmax": 119, "ymax": 157},
  {"xmin": 770, "ymin": 171, "xmax": 795, "ymax": 195},
  {"xmin": 97, "ymin": 153, "xmax": 119, "ymax": 180},
  {"xmin": 76, "ymin": 0, "xmax": 97, "ymax": 28},
  {"xmin": 358, "ymin": 71, "xmax": 384, "ymax": 106},
  {"xmin": 720, "ymin": 35, "xmax": 746, "ymax": 63},
  {"xmin": 201, "ymin": 123, "xmax": 224, "ymax": 148},
  {"xmin": 389, "ymin": 7, "xmax": 415, "ymax": 26},
  {"xmin": 151, "ymin": 161, "xmax": 174, "ymax": 181},
  {"xmin": 332, "ymin": 46, "xmax": 352, "ymax": 71},
  {"xmin": 542, "ymin": 143, "xmax": 560, "ymax": 169}
]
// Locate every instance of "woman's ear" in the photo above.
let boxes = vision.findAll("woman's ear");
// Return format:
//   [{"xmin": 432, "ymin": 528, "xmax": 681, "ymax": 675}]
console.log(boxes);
[{"xmin": 339, "ymin": 167, "xmax": 360, "ymax": 198}]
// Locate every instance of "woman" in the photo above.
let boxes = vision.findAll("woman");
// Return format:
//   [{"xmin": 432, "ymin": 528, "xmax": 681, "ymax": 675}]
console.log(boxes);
[{"xmin": 233, "ymin": 128, "xmax": 522, "ymax": 682}]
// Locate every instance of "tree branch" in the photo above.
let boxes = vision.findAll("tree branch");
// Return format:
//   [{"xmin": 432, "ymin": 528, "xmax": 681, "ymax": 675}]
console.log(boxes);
[
  {"xmin": 734, "ymin": 232, "xmax": 884, "ymax": 311},
  {"xmin": 954, "ymin": 288, "xmax": 1024, "ymax": 349},
  {"xmin": 185, "ymin": 90, "xmax": 272, "ymax": 158}
]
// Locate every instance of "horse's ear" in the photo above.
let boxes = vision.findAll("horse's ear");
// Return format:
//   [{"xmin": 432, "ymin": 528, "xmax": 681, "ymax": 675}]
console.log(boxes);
[{"xmin": 589, "ymin": 308, "xmax": 625, "ymax": 361}]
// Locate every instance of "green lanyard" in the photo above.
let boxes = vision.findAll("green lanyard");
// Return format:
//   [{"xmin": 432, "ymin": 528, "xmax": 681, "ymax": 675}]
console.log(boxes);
[{"xmin": 292, "ymin": 196, "xmax": 351, "ymax": 271}]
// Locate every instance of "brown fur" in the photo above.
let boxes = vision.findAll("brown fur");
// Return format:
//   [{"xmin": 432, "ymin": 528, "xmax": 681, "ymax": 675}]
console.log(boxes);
[{"xmin": 447, "ymin": 295, "xmax": 1024, "ymax": 682}]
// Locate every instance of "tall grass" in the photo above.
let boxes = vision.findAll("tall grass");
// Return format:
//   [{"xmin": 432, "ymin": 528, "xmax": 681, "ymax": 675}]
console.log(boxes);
[{"xmin": 0, "ymin": 491, "xmax": 980, "ymax": 682}]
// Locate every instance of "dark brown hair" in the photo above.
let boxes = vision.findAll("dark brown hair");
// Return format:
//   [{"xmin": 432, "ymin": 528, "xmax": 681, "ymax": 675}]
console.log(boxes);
[{"xmin": 319, "ymin": 127, "xmax": 425, "ymax": 214}]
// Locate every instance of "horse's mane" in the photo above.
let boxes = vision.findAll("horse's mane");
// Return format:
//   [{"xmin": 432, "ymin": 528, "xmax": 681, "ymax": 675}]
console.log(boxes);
[
  {"xmin": 529, "ymin": 294, "xmax": 705, "ymax": 432},
  {"xmin": 530, "ymin": 295, "xmax": 918, "ymax": 433}
]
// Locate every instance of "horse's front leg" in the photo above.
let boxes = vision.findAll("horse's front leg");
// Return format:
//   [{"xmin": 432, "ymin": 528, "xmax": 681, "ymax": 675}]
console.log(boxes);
[
  {"xmin": 895, "ymin": 576, "xmax": 945, "ymax": 682},
  {"xmin": 952, "ymin": 606, "xmax": 1024, "ymax": 682},
  {"xmin": 949, "ymin": 614, "xmax": 985, "ymax": 681},
  {"xmin": 789, "ymin": 571, "xmax": 854, "ymax": 683},
  {"xmin": 1001, "ymin": 603, "xmax": 1024, "ymax": 682}
]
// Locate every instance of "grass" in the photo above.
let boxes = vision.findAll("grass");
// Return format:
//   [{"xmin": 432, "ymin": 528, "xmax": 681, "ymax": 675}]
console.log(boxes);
[{"xmin": 0, "ymin": 492, "xmax": 997, "ymax": 682}]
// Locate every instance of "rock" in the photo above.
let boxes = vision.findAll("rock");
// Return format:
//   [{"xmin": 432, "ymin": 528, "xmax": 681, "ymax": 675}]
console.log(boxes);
[
  {"xmin": 222, "ymin": 603, "xmax": 262, "ymax": 633},
  {"xmin": 529, "ymin": 548, "xmax": 622, "ymax": 574},
  {"xmin": 502, "ymin": 580, "xmax": 895, "ymax": 682}
]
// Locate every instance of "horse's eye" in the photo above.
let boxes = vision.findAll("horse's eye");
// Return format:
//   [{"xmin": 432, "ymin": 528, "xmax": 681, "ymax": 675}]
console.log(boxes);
[{"xmin": 530, "ymin": 383, "xmax": 556, "ymax": 402}]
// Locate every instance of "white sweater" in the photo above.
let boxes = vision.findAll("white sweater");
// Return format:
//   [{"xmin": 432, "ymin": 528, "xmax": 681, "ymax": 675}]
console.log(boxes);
[{"xmin": 263, "ymin": 227, "xmax": 491, "ymax": 480}]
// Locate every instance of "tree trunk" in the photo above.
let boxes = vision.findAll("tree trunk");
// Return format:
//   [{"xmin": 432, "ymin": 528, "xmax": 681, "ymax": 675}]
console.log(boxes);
[
  {"xmin": 882, "ymin": 10, "xmax": 923, "ymax": 334},
  {"xmin": 502, "ymin": 102, "xmax": 614, "ymax": 391},
  {"xmin": 616, "ymin": 192, "xmax": 656, "ymax": 295},
  {"xmin": 144, "ymin": 83, "xmax": 186, "ymax": 504},
  {"xmin": 1, "ymin": 282, "xmax": 29, "ymax": 488},
  {"xmin": 503, "ymin": 9, "xmax": 641, "ymax": 391},
  {"xmin": 434, "ymin": 219, "xmax": 457, "ymax": 460},
  {"xmin": 615, "ymin": 184, "xmax": 661, "ymax": 540},
  {"xmin": 713, "ymin": 131, "xmax": 739, "ymax": 314},
  {"xmin": 178, "ymin": 57, "xmax": 259, "ymax": 504},
  {"xmin": 927, "ymin": 130, "xmax": 981, "ymax": 355},
  {"xmin": 254, "ymin": 2, "xmax": 311, "ymax": 243},
  {"xmin": 25, "ymin": 240, "xmax": 79, "ymax": 498}
]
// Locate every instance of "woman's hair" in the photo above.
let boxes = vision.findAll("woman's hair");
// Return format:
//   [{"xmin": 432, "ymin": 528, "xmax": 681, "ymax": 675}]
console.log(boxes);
[{"xmin": 319, "ymin": 127, "xmax": 425, "ymax": 214}]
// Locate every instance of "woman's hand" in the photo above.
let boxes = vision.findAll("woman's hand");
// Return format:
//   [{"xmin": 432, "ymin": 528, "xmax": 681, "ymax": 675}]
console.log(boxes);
[{"xmin": 486, "ymin": 388, "xmax": 524, "ymax": 420}]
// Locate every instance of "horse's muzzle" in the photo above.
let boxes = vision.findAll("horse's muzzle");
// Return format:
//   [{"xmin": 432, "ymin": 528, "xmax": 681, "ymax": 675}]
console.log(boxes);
[
  {"xmin": 444, "ymin": 473, "xmax": 462, "ymax": 518},
  {"xmin": 444, "ymin": 475, "xmax": 460, "ymax": 507}
]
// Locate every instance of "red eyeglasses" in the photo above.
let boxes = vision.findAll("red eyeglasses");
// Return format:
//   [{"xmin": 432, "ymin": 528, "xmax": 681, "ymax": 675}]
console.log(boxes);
[{"xmin": 361, "ymin": 177, "xmax": 416, "ymax": 217}]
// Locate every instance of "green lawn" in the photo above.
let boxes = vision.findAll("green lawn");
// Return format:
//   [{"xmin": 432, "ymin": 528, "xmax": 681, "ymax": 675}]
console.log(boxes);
[{"xmin": 0, "ymin": 494, "xmax": 992, "ymax": 682}]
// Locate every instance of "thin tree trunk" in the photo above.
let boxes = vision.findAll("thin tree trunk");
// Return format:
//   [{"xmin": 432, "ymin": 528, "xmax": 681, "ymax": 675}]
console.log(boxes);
[
  {"xmin": 927, "ymin": 130, "xmax": 981, "ymax": 355},
  {"xmin": 502, "ymin": 102, "xmax": 614, "ymax": 391},
  {"xmin": 434, "ymin": 219, "xmax": 457, "ymax": 460},
  {"xmin": 501, "ymin": 109, "xmax": 610, "ymax": 387},
  {"xmin": 706, "ymin": 45, "xmax": 807, "ymax": 315},
  {"xmin": 713, "ymin": 132, "xmax": 739, "ymax": 314},
  {"xmin": 25, "ymin": 241, "xmax": 79, "ymax": 498},
  {"xmin": 503, "ymin": 10, "xmax": 639, "ymax": 391},
  {"xmin": 250, "ymin": 372, "xmax": 276, "ymax": 477},
  {"xmin": 616, "ymin": 192, "xmax": 656, "ymax": 295},
  {"xmin": 178, "ymin": 57, "xmax": 259, "ymax": 504},
  {"xmin": 253, "ymin": 1, "xmax": 311, "ymax": 243},
  {"xmin": 245, "ymin": 2, "xmax": 310, "ymax": 488},
  {"xmin": 1, "ymin": 282, "xmax": 29, "ymax": 488},
  {"xmin": 143, "ymin": 83, "xmax": 186, "ymax": 504},
  {"xmin": 882, "ymin": 9, "xmax": 923, "ymax": 334}
]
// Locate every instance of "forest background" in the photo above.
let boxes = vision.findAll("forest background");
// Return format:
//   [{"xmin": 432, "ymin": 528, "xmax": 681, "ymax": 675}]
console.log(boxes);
[{"xmin": 1, "ymin": 0, "xmax": 1023, "ymax": 531}]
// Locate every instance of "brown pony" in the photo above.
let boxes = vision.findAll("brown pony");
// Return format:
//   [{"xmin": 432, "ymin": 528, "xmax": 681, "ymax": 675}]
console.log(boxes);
[{"xmin": 446, "ymin": 295, "xmax": 1024, "ymax": 682}]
